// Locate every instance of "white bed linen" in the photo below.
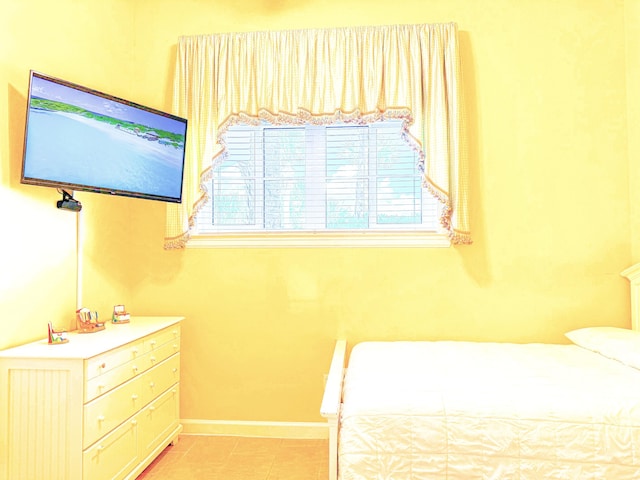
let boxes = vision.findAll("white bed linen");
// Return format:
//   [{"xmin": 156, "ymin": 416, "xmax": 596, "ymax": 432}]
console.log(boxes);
[{"xmin": 339, "ymin": 341, "xmax": 640, "ymax": 479}]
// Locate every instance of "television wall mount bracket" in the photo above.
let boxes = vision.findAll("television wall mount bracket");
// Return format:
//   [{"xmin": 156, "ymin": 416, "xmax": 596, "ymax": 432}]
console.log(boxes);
[{"xmin": 57, "ymin": 189, "xmax": 82, "ymax": 212}]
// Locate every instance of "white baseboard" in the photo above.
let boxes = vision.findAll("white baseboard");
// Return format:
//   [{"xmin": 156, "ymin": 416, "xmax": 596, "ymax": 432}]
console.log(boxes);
[{"xmin": 180, "ymin": 419, "xmax": 329, "ymax": 439}]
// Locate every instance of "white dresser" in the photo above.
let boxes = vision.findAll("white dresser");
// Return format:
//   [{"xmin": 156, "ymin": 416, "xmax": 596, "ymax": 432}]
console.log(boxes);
[{"xmin": 0, "ymin": 316, "xmax": 183, "ymax": 480}]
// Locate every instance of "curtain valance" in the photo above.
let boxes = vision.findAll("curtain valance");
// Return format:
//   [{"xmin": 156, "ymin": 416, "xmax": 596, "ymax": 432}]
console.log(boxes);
[{"xmin": 166, "ymin": 23, "xmax": 470, "ymax": 247}]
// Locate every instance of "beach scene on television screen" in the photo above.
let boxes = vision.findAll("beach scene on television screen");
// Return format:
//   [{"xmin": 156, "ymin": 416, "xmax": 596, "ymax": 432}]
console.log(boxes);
[{"xmin": 24, "ymin": 76, "xmax": 186, "ymax": 200}]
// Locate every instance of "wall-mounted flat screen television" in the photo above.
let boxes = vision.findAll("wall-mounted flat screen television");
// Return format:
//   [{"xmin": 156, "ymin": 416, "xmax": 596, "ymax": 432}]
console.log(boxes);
[{"xmin": 21, "ymin": 71, "xmax": 188, "ymax": 204}]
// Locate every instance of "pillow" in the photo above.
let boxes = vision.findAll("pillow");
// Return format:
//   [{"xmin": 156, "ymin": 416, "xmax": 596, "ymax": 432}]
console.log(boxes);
[{"xmin": 565, "ymin": 326, "xmax": 640, "ymax": 369}]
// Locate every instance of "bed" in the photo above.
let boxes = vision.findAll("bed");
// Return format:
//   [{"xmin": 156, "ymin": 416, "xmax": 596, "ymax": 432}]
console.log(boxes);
[{"xmin": 320, "ymin": 265, "xmax": 640, "ymax": 479}]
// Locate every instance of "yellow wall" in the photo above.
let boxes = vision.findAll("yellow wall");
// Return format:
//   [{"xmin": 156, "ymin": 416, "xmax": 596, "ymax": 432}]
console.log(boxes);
[
  {"xmin": 0, "ymin": 0, "xmax": 137, "ymax": 345},
  {"xmin": 626, "ymin": 0, "xmax": 640, "ymax": 261},
  {"xmin": 0, "ymin": 0, "xmax": 634, "ymax": 423}
]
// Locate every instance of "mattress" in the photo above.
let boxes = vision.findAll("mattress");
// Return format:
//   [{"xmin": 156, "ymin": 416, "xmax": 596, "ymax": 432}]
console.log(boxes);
[{"xmin": 339, "ymin": 341, "xmax": 640, "ymax": 479}]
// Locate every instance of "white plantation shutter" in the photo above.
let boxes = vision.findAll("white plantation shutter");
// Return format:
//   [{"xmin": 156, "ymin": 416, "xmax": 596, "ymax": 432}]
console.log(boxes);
[{"xmin": 195, "ymin": 120, "xmax": 441, "ymax": 234}]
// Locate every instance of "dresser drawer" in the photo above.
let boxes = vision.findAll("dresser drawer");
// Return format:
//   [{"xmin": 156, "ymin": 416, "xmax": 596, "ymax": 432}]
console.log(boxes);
[
  {"xmin": 85, "ymin": 342, "xmax": 180, "ymax": 402},
  {"xmin": 85, "ymin": 338, "xmax": 145, "ymax": 381},
  {"xmin": 137, "ymin": 340, "xmax": 180, "ymax": 376},
  {"xmin": 85, "ymin": 357, "xmax": 142, "ymax": 402},
  {"xmin": 138, "ymin": 385, "xmax": 180, "ymax": 458},
  {"xmin": 83, "ymin": 417, "xmax": 139, "ymax": 480},
  {"xmin": 84, "ymin": 325, "xmax": 180, "ymax": 382},
  {"xmin": 143, "ymin": 325, "xmax": 180, "ymax": 354},
  {"xmin": 84, "ymin": 353, "xmax": 180, "ymax": 448},
  {"xmin": 83, "ymin": 375, "xmax": 143, "ymax": 448},
  {"xmin": 138, "ymin": 353, "xmax": 180, "ymax": 406}
]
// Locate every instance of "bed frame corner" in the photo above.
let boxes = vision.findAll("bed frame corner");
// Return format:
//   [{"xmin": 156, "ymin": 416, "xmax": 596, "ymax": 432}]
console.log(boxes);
[
  {"xmin": 622, "ymin": 264, "xmax": 640, "ymax": 331},
  {"xmin": 320, "ymin": 339, "xmax": 347, "ymax": 480}
]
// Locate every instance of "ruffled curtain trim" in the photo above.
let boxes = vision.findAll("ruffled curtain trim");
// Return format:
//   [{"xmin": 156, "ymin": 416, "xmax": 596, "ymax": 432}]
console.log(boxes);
[
  {"xmin": 162, "ymin": 108, "xmax": 468, "ymax": 249},
  {"xmin": 165, "ymin": 23, "xmax": 470, "ymax": 248}
]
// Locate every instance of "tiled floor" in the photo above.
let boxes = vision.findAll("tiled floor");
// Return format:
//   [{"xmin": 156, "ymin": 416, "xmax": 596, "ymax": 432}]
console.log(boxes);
[{"xmin": 137, "ymin": 435, "xmax": 329, "ymax": 479}]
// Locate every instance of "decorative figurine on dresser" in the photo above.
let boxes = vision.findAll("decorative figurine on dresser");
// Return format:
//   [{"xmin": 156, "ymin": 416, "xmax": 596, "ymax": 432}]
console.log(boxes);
[
  {"xmin": 112, "ymin": 304, "xmax": 131, "ymax": 324},
  {"xmin": 0, "ymin": 315, "xmax": 184, "ymax": 480},
  {"xmin": 76, "ymin": 307, "xmax": 105, "ymax": 333}
]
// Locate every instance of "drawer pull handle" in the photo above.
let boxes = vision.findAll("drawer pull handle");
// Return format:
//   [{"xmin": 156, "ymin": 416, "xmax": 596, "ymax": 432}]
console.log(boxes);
[
  {"xmin": 131, "ymin": 419, "xmax": 138, "ymax": 426},
  {"xmin": 98, "ymin": 384, "xmax": 105, "ymax": 390},
  {"xmin": 172, "ymin": 389, "xmax": 177, "ymax": 394},
  {"xmin": 97, "ymin": 445, "xmax": 105, "ymax": 452},
  {"xmin": 132, "ymin": 365, "xmax": 138, "ymax": 372},
  {"xmin": 172, "ymin": 368, "xmax": 178, "ymax": 373},
  {"xmin": 149, "ymin": 406, "xmax": 156, "ymax": 412},
  {"xmin": 99, "ymin": 363, "xmax": 106, "ymax": 369},
  {"xmin": 173, "ymin": 344, "xmax": 179, "ymax": 349},
  {"xmin": 173, "ymin": 330, "xmax": 178, "ymax": 336},
  {"xmin": 132, "ymin": 394, "xmax": 139, "ymax": 401},
  {"xmin": 149, "ymin": 382, "xmax": 156, "ymax": 388},
  {"xmin": 150, "ymin": 356, "xmax": 157, "ymax": 363},
  {"xmin": 132, "ymin": 347, "xmax": 139, "ymax": 355},
  {"xmin": 97, "ymin": 415, "xmax": 105, "ymax": 422},
  {"xmin": 150, "ymin": 340, "xmax": 157, "ymax": 346}
]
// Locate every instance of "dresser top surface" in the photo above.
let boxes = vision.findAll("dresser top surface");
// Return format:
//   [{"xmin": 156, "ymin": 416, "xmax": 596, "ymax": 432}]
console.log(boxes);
[{"xmin": 0, "ymin": 316, "xmax": 183, "ymax": 360}]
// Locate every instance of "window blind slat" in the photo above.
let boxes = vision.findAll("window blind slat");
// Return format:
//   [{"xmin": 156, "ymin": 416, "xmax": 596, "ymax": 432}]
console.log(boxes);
[{"xmin": 196, "ymin": 121, "xmax": 441, "ymax": 233}]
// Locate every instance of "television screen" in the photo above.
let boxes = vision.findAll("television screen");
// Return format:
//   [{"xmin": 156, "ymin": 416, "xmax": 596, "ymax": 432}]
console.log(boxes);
[{"xmin": 21, "ymin": 71, "xmax": 187, "ymax": 204}]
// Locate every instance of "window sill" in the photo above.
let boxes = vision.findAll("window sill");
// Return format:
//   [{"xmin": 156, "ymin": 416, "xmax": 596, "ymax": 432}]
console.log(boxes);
[{"xmin": 186, "ymin": 231, "xmax": 451, "ymax": 248}]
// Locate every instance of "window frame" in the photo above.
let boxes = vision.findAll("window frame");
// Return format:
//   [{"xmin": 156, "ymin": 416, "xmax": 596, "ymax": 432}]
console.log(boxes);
[
  {"xmin": 188, "ymin": 121, "xmax": 451, "ymax": 248},
  {"xmin": 187, "ymin": 231, "xmax": 451, "ymax": 248}
]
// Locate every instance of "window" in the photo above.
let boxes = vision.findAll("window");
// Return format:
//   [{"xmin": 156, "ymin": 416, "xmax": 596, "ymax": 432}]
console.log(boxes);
[
  {"xmin": 192, "ymin": 120, "xmax": 449, "ymax": 247},
  {"xmin": 168, "ymin": 25, "xmax": 470, "ymax": 249}
]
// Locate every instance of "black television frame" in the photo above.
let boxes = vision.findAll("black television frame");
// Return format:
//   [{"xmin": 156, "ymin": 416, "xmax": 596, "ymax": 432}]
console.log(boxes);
[{"xmin": 21, "ymin": 70, "xmax": 188, "ymax": 204}]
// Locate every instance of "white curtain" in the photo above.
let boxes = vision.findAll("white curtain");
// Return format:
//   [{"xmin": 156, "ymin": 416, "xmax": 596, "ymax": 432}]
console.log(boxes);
[{"xmin": 166, "ymin": 23, "xmax": 470, "ymax": 248}]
